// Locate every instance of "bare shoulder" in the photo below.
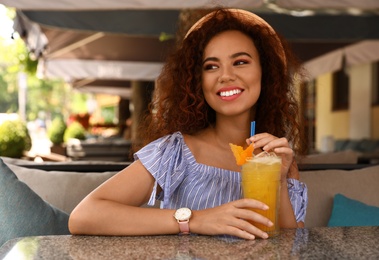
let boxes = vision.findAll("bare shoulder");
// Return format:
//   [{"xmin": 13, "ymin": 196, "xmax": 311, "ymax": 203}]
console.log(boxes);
[{"xmin": 91, "ymin": 160, "xmax": 156, "ymax": 206}]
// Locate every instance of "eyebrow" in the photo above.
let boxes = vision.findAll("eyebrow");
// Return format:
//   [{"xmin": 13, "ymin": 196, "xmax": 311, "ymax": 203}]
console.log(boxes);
[{"xmin": 202, "ymin": 52, "xmax": 253, "ymax": 65}]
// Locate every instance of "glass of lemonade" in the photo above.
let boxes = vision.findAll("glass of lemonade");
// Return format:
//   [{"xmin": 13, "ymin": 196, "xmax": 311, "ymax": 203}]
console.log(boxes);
[{"xmin": 241, "ymin": 152, "xmax": 282, "ymax": 237}]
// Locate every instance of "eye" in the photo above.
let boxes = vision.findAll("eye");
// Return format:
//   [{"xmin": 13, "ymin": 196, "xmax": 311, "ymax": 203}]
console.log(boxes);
[
  {"xmin": 234, "ymin": 60, "xmax": 249, "ymax": 66},
  {"xmin": 203, "ymin": 63, "xmax": 218, "ymax": 71}
]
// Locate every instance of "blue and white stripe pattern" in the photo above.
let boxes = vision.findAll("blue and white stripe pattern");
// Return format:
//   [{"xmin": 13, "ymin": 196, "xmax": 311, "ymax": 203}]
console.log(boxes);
[{"xmin": 134, "ymin": 132, "xmax": 308, "ymax": 222}]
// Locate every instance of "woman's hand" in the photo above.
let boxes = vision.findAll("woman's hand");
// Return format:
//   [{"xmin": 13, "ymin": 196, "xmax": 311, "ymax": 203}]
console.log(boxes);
[
  {"xmin": 247, "ymin": 133, "xmax": 294, "ymax": 181},
  {"xmin": 191, "ymin": 199, "xmax": 273, "ymax": 240}
]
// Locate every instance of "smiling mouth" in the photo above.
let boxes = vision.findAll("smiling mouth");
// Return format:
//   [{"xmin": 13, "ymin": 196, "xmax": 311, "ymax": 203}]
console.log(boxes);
[{"xmin": 218, "ymin": 89, "xmax": 243, "ymax": 97}]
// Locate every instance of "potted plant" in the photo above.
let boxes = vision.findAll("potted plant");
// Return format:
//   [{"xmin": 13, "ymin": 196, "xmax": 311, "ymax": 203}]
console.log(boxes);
[
  {"xmin": 0, "ymin": 119, "xmax": 32, "ymax": 158},
  {"xmin": 63, "ymin": 121, "xmax": 86, "ymax": 143},
  {"xmin": 47, "ymin": 117, "xmax": 67, "ymax": 155}
]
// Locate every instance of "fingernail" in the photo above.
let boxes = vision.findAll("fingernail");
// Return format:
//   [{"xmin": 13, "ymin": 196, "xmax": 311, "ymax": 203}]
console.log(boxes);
[
  {"xmin": 268, "ymin": 221, "xmax": 274, "ymax": 226},
  {"xmin": 262, "ymin": 233, "xmax": 269, "ymax": 239}
]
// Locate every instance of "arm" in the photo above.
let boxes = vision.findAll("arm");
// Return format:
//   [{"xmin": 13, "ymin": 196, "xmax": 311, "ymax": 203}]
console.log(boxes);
[
  {"xmin": 69, "ymin": 160, "xmax": 273, "ymax": 239},
  {"xmin": 69, "ymin": 160, "xmax": 180, "ymax": 236}
]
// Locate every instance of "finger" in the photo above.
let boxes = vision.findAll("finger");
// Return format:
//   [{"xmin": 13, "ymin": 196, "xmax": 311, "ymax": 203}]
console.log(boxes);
[
  {"xmin": 249, "ymin": 133, "xmax": 275, "ymax": 143},
  {"xmin": 236, "ymin": 207, "xmax": 274, "ymax": 227},
  {"xmin": 224, "ymin": 225, "xmax": 256, "ymax": 240},
  {"xmin": 224, "ymin": 218, "xmax": 270, "ymax": 240},
  {"xmin": 250, "ymin": 132, "xmax": 271, "ymax": 139},
  {"xmin": 262, "ymin": 137, "xmax": 290, "ymax": 151},
  {"xmin": 233, "ymin": 198, "xmax": 269, "ymax": 210},
  {"xmin": 248, "ymin": 133, "xmax": 290, "ymax": 151},
  {"xmin": 272, "ymin": 147, "xmax": 294, "ymax": 157},
  {"xmin": 231, "ymin": 217, "xmax": 271, "ymax": 239},
  {"xmin": 232, "ymin": 199, "xmax": 273, "ymax": 224},
  {"xmin": 251, "ymin": 136, "xmax": 278, "ymax": 150}
]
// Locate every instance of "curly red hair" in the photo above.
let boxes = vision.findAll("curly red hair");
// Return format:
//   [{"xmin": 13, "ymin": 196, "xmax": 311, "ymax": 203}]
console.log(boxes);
[{"xmin": 136, "ymin": 8, "xmax": 306, "ymax": 155}]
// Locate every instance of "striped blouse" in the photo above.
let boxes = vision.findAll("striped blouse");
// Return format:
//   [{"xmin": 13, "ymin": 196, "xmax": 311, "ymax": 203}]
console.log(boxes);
[{"xmin": 134, "ymin": 132, "xmax": 308, "ymax": 222}]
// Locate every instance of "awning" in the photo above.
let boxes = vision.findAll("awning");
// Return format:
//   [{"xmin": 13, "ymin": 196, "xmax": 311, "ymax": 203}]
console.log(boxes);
[
  {"xmin": 72, "ymin": 79, "xmax": 133, "ymax": 99},
  {"xmin": 2, "ymin": 0, "xmax": 379, "ymax": 93},
  {"xmin": 16, "ymin": 11, "xmax": 379, "ymax": 55},
  {"xmin": 276, "ymin": 0, "xmax": 379, "ymax": 9},
  {"xmin": 38, "ymin": 59, "xmax": 163, "ymax": 82},
  {"xmin": 304, "ymin": 40, "xmax": 379, "ymax": 78},
  {"xmin": 14, "ymin": 10, "xmax": 175, "ymax": 83},
  {"xmin": 0, "ymin": 0, "xmax": 264, "ymax": 10},
  {"xmin": 16, "ymin": 9, "xmax": 378, "ymax": 81},
  {"xmin": 2, "ymin": 0, "xmax": 378, "ymax": 10}
]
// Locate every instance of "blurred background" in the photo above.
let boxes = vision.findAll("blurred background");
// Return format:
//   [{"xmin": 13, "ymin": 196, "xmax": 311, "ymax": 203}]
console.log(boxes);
[{"xmin": 0, "ymin": 0, "xmax": 378, "ymax": 163}]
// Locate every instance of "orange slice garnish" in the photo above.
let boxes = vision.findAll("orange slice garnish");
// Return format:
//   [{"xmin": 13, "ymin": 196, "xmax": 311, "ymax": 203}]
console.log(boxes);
[{"xmin": 229, "ymin": 143, "xmax": 254, "ymax": 166}]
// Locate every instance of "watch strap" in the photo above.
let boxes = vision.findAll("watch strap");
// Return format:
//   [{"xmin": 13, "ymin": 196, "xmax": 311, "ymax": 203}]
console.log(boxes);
[{"xmin": 178, "ymin": 219, "xmax": 190, "ymax": 234}]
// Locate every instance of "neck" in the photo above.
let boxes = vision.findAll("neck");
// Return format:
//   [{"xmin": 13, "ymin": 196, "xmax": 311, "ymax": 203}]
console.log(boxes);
[{"xmin": 211, "ymin": 114, "xmax": 252, "ymax": 147}]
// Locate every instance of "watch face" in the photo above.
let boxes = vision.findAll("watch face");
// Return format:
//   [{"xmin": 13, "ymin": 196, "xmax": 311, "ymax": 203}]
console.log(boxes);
[{"xmin": 174, "ymin": 208, "xmax": 192, "ymax": 221}]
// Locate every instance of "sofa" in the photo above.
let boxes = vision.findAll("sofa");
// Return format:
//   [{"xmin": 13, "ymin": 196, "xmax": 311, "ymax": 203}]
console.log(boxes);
[
  {"xmin": 300, "ymin": 165, "xmax": 379, "ymax": 227},
  {"xmin": 1, "ymin": 155, "xmax": 379, "ymax": 246}
]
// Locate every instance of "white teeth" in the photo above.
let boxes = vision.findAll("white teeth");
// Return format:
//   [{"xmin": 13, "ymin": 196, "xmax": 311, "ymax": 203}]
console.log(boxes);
[{"xmin": 219, "ymin": 89, "xmax": 242, "ymax": 97}]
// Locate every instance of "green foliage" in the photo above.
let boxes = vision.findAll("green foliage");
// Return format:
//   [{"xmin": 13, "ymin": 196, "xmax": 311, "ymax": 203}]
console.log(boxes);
[
  {"xmin": 19, "ymin": 52, "xmax": 38, "ymax": 75},
  {"xmin": 0, "ymin": 7, "xmax": 90, "ymax": 125},
  {"xmin": 0, "ymin": 25, "xmax": 71, "ymax": 120},
  {"xmin": 69, "ymin": 92, "xmax": 90, "ymax": 114},
  {"xmin": 25, "ymin": 77, "xmax": 70, "ymax": 121},
  {"xmin": 63, "ymin": 121, "xmax": 86, "ymax": 143},
  {"xmin": 48, "ymin": 117, "xmax": 67, "ymax": 145},
  {"xmin": 0, "ymin": 37, "xmax": 23, "ymax": 113},
  {"xmin": 101, "ymin": 105, "xmax": 117, "ymax": 124},
  {"xmin": 0, "ymin": 73, "xmax": 18, "ymax": 113},
  {"xmin": 0, "ymin": 119, "xmax": 32, "ymax": 158}
]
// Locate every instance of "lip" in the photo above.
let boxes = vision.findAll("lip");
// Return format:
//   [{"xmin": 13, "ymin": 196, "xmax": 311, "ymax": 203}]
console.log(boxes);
[{"xmin": 217, "ymin": 86, "xmax": 244, "ymax": 101}]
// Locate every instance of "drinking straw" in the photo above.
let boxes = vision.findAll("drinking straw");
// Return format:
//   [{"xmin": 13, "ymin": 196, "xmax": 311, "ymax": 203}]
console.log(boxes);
[{"xmin": 250, "ymin": 121, "xmax": 256, "ymax": 137}]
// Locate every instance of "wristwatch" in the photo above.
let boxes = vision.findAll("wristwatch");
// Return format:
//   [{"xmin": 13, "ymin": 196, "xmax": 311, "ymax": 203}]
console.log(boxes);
[{"xmin": 173, "ymin": 207, "xmax": 192, "ymax": 235}]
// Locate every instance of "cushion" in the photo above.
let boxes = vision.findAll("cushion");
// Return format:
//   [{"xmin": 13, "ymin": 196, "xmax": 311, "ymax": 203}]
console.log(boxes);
[
  {"xmin": 328, "ymin": 193, "xmax": 379, "ymax": 227},
  {"xmin": 0, "ymin": 158, "xmax": 69, "ymax": 247},
  {"xmin": 300, "ymin": 165, "xmax": 379, "ymax": 227},
  {"xmin": 4, "ymin": 160, "xmax": 117, "ymax": 213}
]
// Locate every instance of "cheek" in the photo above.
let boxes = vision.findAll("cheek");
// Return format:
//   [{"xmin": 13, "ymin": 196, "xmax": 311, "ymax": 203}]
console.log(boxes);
[
  {"xmin": 249, "ymin": 74, "xmax": 262, "ymax": 92},
  {"xmin": 248, "ymin": 80, "xmax": 261, "ymax": 104},
  {"xmin": 201, "ymin": 88, "xmax": 213, "ymax": 104},
  {"xmin": 201, "ymin": 86, "xmax": 215, "ymax": 107},
  {"xmin": 250, "ymin": 69, "xmax": 262, "ymax": 84},
  {"xmin": 201, "ymin": 75, "xmax": 213, "ymax": 96}
]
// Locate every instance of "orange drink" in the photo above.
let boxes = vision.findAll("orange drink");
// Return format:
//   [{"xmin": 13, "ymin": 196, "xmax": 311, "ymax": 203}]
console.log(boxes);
[{"xmin": 241, "ymin": 152, "xmax": 281, "ymax": 237}]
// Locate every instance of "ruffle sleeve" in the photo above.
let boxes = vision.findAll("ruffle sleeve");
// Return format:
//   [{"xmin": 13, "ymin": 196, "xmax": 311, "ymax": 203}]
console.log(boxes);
[
  {"xmin": 288, "ymin": 178, "xmax": 308, "ymax": 223},
  {"xmin": 134, "ymin": 132, "xmax": 188, "ymax": 207}
]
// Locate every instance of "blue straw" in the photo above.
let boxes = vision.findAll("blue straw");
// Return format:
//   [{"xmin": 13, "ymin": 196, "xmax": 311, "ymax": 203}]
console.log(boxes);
[{"xmin": 250, "ymin": 121, "xmax": 256, "ymax": 137}]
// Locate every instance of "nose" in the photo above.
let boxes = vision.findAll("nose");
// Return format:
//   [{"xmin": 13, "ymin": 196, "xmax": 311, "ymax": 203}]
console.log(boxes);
[{"xmin": 218, "ymin": 66, "xmax": 236, "ymax": 83}]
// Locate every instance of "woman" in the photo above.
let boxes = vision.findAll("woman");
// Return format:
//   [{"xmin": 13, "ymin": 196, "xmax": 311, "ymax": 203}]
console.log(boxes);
[{"xmin": 69, "ymin": 8, "xmax": 307, "ymax": 240}]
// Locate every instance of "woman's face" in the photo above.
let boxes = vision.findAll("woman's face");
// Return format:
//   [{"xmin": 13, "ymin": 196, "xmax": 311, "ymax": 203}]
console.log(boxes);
[{"xmin": 201, "ymin": 30, "xmax": 262, "ymax": 118}]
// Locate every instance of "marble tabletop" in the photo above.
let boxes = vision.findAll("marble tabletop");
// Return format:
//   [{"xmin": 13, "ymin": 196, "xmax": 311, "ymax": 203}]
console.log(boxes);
[{"xmin": 1, "ymin": 226, "xmax": 379, "ymax": 259}]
